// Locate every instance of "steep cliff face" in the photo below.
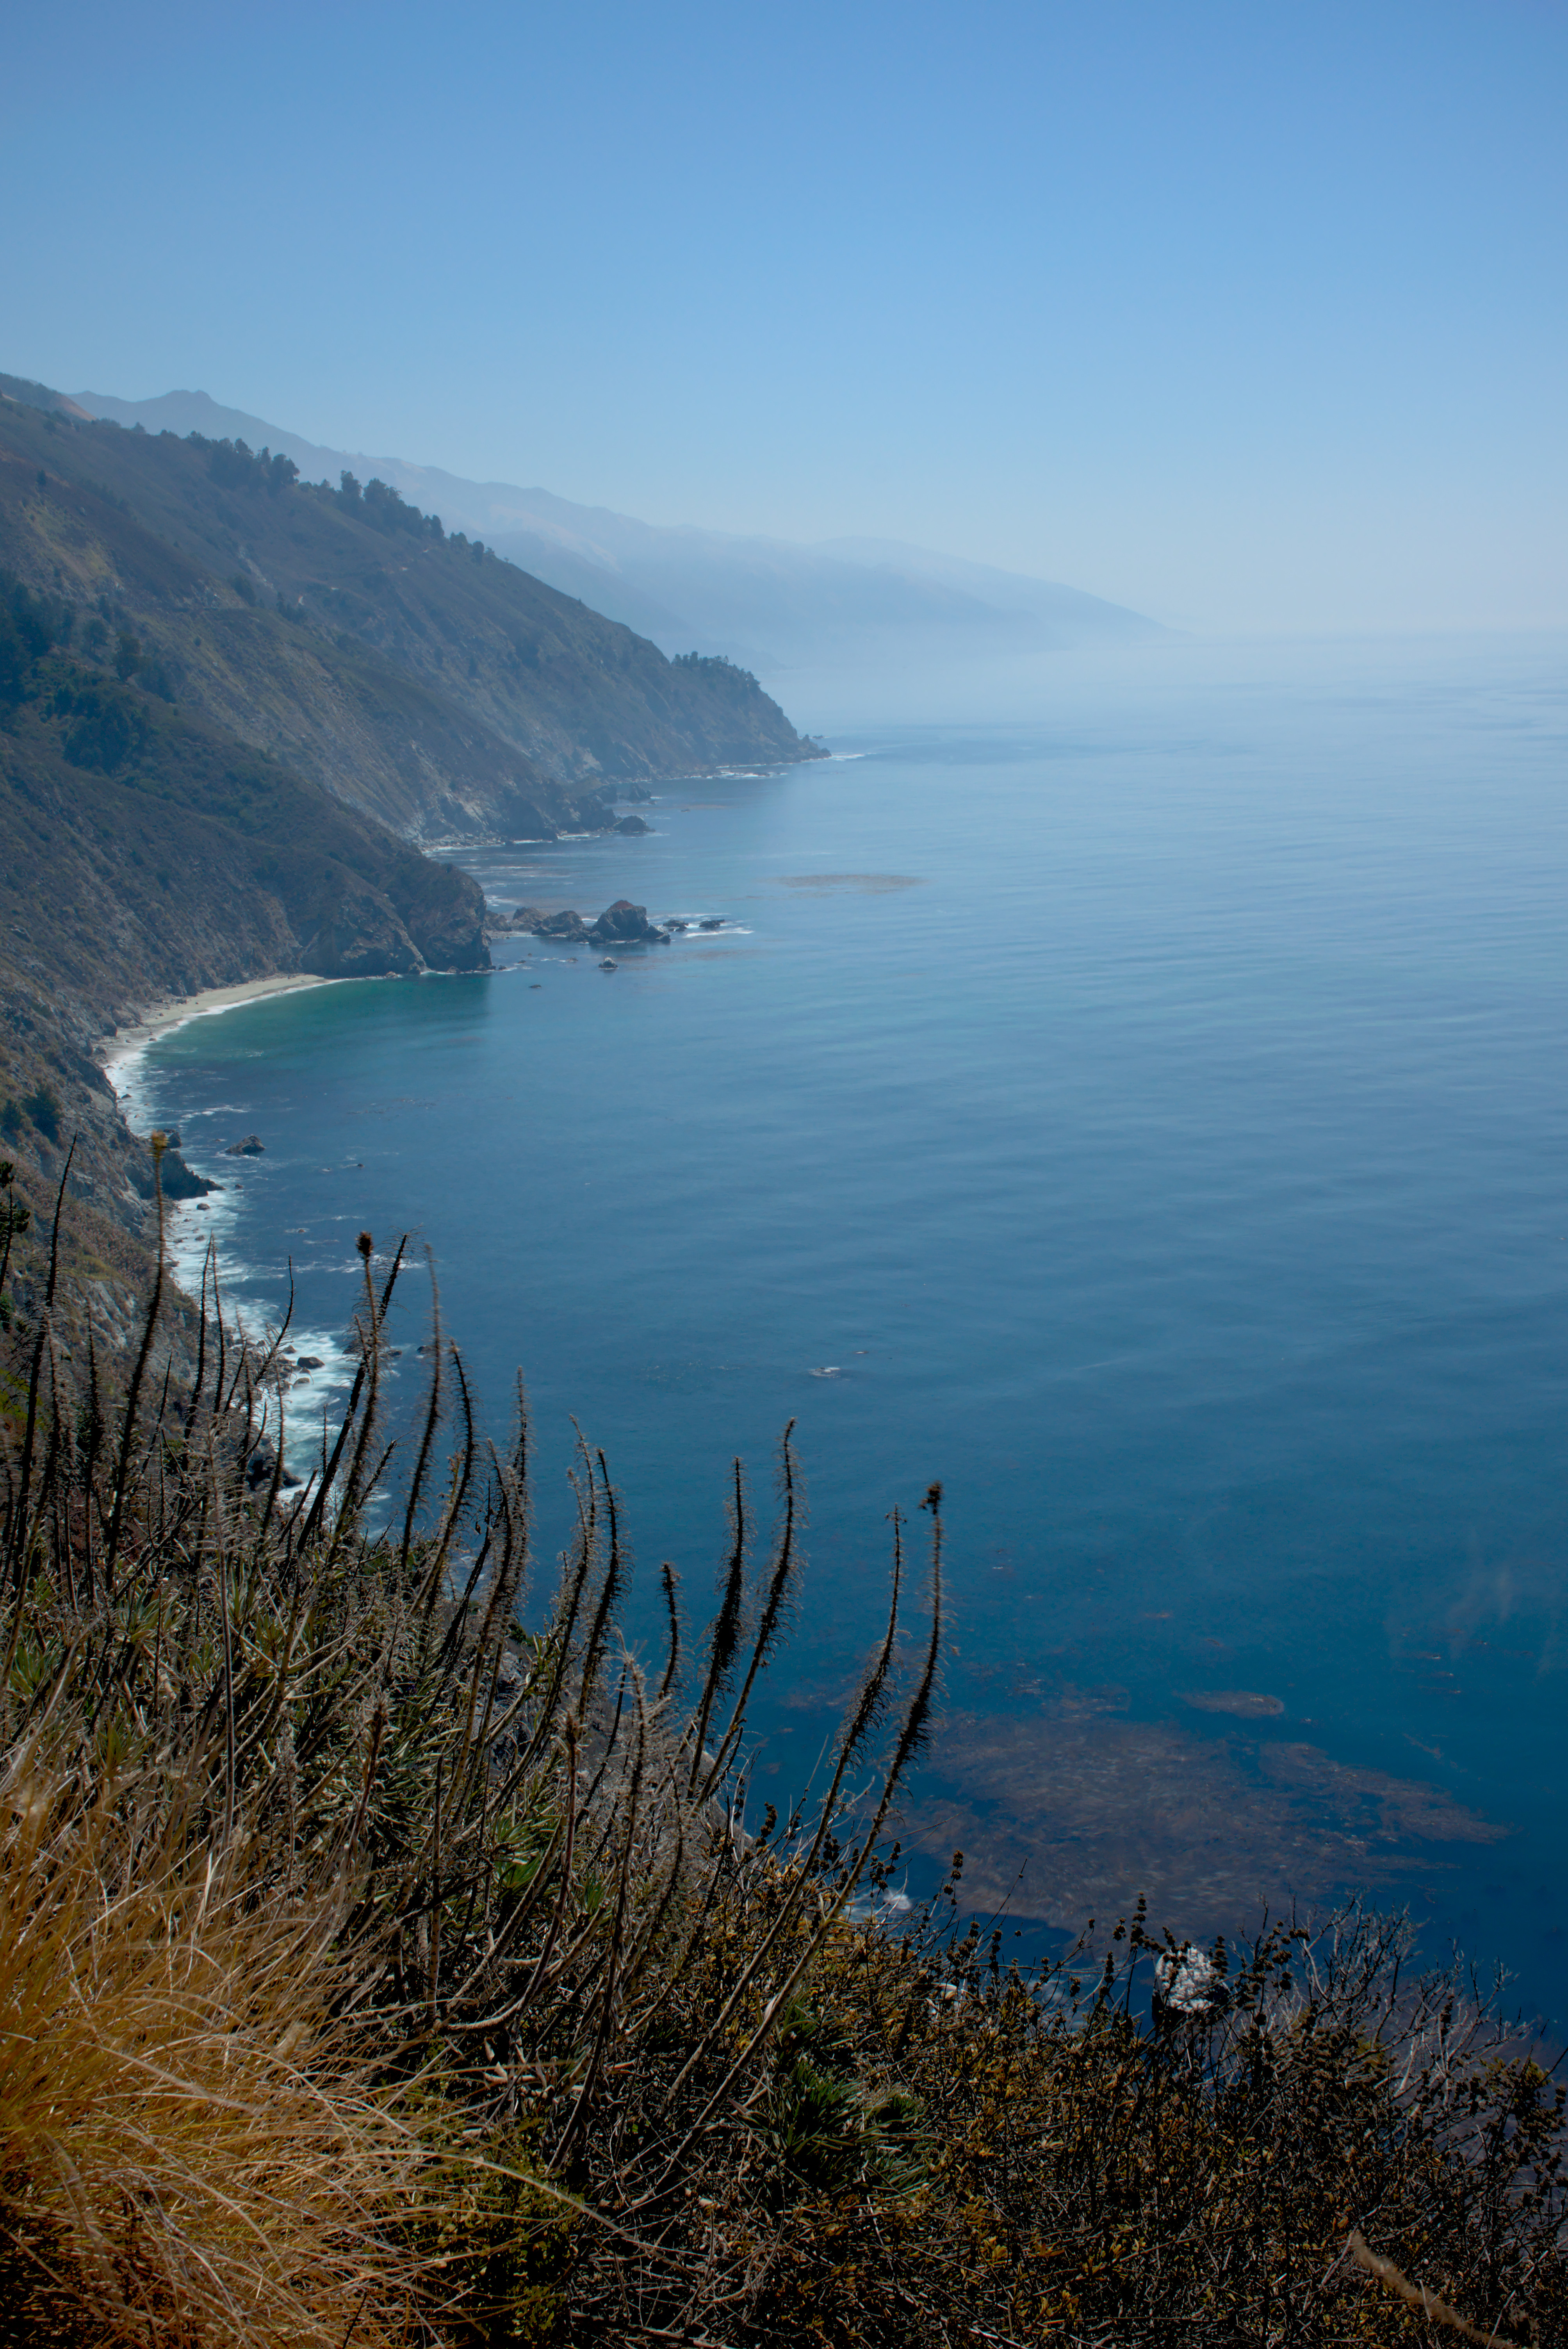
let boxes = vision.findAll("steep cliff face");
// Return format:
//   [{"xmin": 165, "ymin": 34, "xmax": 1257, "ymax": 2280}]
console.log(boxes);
[
  {"xmin": 0, "ymin": 391, "xmax": 824, "ymax": 844},
  {"xmin": 2, "ymin": 666, "xmax": 490, "ymax": 1007},
  {"xmin": 0, "ymin": 569, "xmax": 490, "ymax": 1304}
]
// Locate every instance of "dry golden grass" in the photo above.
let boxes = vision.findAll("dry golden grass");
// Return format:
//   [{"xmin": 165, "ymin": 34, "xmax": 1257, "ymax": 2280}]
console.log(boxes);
[{"xmin": 0, "ymin": 1736, "xmax": 431, "ymax": 2348}]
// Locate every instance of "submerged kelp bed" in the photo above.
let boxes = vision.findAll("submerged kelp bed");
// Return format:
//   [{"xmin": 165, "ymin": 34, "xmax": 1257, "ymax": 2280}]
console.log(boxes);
[{"xmin": 0, "ymin": 1155, "xmax": 1565, "ymax": 2345}]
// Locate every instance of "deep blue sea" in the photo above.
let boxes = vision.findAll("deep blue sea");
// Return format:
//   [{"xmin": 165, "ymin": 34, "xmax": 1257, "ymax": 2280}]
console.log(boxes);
[{"xmin": 116, "ymin": 634, "xmax": 1568, "ymax": 2020}]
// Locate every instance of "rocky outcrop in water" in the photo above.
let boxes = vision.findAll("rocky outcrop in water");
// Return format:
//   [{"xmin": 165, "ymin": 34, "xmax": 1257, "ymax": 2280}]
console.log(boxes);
[
  {"xmin": 523, "ymin": 909, "xmax": 591, "ymax": 942},
  {"xmin": 501, "ymin": 902, "xmax": 668, "ymax": 945},
  {"xmin": 588, "ymin": 900, "xmax": 667, "ymax": 946}
]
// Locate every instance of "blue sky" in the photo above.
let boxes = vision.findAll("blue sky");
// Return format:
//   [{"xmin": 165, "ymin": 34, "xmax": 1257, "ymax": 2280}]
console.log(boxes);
[{"xmin": 4, "ymin": 0, "xmax": 1565, "ymax": 631}]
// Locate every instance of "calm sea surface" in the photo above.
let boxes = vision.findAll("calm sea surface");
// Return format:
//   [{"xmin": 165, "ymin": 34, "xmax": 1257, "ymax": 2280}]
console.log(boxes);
[{"xmin": 119, "ymin": 635, "xmax": 1568, "ymax": 2018}]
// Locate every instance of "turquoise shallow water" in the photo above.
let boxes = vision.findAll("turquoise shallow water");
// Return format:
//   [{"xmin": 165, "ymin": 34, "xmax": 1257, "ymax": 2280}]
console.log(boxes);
[{"xmin": 121, "ymin": 635, "xmax": 1568, "ymax": 2018}]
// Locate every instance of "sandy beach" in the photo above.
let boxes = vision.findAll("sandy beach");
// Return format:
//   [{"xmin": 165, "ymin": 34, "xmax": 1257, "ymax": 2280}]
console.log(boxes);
[{"xmin": 100, "ymin": 973, "xmax": 340, "ymax": 1092}]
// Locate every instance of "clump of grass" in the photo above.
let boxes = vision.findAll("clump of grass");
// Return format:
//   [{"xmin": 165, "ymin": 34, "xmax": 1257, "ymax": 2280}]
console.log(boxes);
[
  {"xmin": 0, "ymin": 1736, "xmax": 427, "ymax": 2346},
  {"xmin": 2, "ymin": 1160, "xmax": 1566, "ymax": 2344}
]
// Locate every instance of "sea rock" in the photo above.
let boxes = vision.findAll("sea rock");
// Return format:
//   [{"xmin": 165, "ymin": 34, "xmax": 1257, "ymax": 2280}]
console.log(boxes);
[
  {"xmin": 588, "ymin": 899, "xmax": 668, "ymax": 946},
  {"xmin": 225, "ymin": 1134, "xmax": 265, "ymax": 1156},
  {"xmin": 524, "ymin": 909, "xmax": 591, "ymax": 941},
  {"xmin": 491, "ymin": 785, "xmax": 574, "ymax": 842},
  {"xmin": 614, "ymin": 814, "xmax": 651, "ymax": 836}
]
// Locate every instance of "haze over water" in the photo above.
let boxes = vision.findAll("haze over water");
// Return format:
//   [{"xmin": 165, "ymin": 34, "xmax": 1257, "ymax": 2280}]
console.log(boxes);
[{"xmin": 121, "ymin": 634, "xmax": 1568, "ymax": 2021}]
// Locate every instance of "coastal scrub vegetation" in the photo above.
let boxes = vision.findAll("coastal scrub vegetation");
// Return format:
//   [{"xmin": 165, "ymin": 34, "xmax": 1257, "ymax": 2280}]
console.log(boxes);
[
  {"xmin": 0, "ymin": 1157, "xmax": 1565, "ymax": 2344},
  {"xmin": 196, "ymin": 435, "xmax": 300, "ymax": 497}
]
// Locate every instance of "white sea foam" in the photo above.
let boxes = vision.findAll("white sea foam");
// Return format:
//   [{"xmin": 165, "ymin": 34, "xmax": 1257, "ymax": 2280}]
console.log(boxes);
[{"xmin": 163, "ymin": 1223, "xmax": 360, "ymax": 1479}]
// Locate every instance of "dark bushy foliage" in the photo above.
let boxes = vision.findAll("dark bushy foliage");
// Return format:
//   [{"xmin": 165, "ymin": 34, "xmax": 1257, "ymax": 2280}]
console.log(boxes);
[
  {"xmin": 672, "ymin": 647, "xmax": 762, "ymax": 689},
  {"xmin": 18, "ymin": 1086, "xmax": 59, "ymax": 1143},
  {"xmin": 363, "ymin": 474, "xmax": 444, "ymax": 538},
  {"xmin": 49, "ymin": 676, "xmax": 150, "ymax": 772},
  {"xmin": 196, "ymin": 434, "xmax": 299, "ymax": 494},
  {"xmin": 0, "ymin": 569, "xmax": 74, "ymax": 706},
  {"xmin": 326, "ymin": 470, "xmax": 444, "ymax": 538}
]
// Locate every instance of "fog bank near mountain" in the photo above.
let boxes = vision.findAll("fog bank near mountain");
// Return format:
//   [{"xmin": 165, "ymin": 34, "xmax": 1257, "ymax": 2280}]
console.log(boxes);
[{"xmin": 75, "ymin": 387, "xmax": 1160, "ymax": 675}]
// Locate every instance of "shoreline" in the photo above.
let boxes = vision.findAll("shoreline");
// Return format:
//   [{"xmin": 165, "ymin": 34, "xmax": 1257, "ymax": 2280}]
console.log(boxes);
[
  {"xmin": 91, "ymin": 970, "xmax": 367, "ymax": 1470},
  {"xmin": 100, "ymin": 973, "xmax": 344, "ymax": 1093}
]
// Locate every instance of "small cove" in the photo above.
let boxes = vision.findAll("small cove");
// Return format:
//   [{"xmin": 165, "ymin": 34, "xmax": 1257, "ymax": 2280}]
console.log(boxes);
[{"xmin": 119, "ymin": 634, "xmax": 1568, "ymax": 2021}]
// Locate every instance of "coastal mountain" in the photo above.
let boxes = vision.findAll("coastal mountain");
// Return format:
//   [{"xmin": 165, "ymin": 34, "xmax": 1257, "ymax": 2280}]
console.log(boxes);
[
  {"xmin": 67, "ymin": 384, "xmax": 1162, "ymax": 672},
  {"xmin": 0, "ymin": 363, "xmax": 820, "ymax": 1324},
  {"xmin": 0, "ymin": 374, "xmax": 821, "ymax": 846},
  {"xmin": 0, "ymin": 366, "xmax": 821, "ymax": 1325},
  {"xmin": 0, "ymin": 550, "xmax": 493, "ymax": 1318}
]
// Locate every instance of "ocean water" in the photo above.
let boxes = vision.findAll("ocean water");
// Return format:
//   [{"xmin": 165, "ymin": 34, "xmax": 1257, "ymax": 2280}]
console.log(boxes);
[{"xmin": 118, "ymin": 633, "xmax": 1568, "ymax": 2019}]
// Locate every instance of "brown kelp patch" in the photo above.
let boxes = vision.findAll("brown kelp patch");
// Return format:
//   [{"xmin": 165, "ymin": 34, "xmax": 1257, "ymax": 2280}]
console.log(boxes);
[{"xmin": 914, "ymin": 1707, "xmax": 1505, "ymax": 1927}]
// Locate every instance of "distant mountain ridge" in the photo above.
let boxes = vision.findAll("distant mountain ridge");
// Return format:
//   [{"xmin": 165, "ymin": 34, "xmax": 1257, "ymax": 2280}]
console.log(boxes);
[{"xmin": 71, "ymin": 385, "xmax": 1161, "ymax": 671}]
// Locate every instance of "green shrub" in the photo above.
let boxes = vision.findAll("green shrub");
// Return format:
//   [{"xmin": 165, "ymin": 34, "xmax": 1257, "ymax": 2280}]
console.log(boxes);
[{"xmin": 19, "ymin": 1085, "xmax": 59, "ymax": 1142}]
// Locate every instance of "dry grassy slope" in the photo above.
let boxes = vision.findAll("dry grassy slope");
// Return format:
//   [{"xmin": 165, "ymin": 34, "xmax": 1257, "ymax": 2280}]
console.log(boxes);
[
  {"xmin": 3, "ymin": 674, "xmax": 490, "ymax": 1001},
  {"xmin": 0, "ymin": 627, "xmax": 488, "ymax": 1326},
  {"xmin": 0, "ymin": 962, "xmax": 200, "ymax": 1385},
  {"xmin": 0, "ymin": 397, "xmax": 821, "ymax": 841},
  {"xmin": 0, "ymin": 417, "xmax": 590, "ymax": 843},
  {"xmin": 0, "ymin": 1041, "xmax": 191, "ymax": 1381}
]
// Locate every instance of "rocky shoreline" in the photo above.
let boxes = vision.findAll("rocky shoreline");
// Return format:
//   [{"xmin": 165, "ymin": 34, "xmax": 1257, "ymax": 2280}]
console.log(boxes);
[{"xmin": 491, "ymin": 897, "xmax": 671, "ymax": 947}]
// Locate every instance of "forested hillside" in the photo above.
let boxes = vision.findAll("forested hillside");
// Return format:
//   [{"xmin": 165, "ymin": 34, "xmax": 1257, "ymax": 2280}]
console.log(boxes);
[{"xmin": 0, "ymin": 378, "xmax": 822, "ymax": 845}]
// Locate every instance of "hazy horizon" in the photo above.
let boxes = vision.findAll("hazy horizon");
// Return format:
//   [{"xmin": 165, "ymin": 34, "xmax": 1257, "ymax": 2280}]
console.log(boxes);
[{"xmin": 6, "ymin": 1, "xmax": 1565, "ymax": 638}]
